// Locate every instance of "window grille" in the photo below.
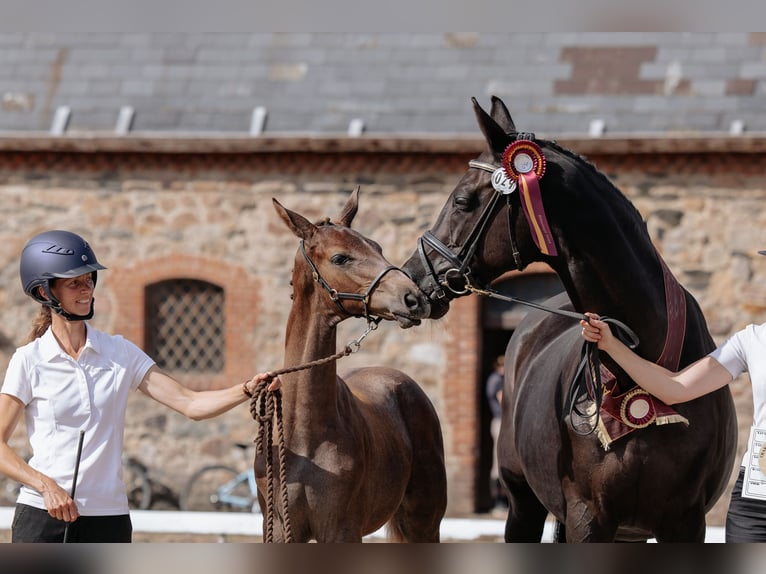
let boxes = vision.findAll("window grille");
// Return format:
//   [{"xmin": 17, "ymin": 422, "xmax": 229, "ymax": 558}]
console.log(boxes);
[{"xmin": 145, "ymin": 279, "xmax": 225, "ymax": 373}]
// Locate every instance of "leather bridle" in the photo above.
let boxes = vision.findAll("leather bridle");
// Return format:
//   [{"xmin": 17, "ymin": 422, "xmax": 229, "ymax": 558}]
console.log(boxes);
[{"xmin": 415, "ymin": 158, "xmax": 523, "ymax": 301}]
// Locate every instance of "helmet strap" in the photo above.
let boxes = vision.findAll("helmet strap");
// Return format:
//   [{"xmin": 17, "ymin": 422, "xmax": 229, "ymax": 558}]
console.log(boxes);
[{"xmin": 40, "ymin": 283, "xmax": 95, "ymax": 322}]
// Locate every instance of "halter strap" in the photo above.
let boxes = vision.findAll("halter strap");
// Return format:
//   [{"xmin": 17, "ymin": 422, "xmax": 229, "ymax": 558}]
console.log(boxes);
[{"xmin": 300, "ymin": 240, "xmax": 400, "ymax": 320}]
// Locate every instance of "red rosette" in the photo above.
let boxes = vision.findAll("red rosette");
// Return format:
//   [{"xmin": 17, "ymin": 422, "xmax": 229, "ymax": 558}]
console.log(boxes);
[
  {"xmin": 501, "ymin": 139, "xmax": 556, "ymax": 256},
  {"xmin": 501, "ymin": 140, "xmax": 546, "ymax": 182}
]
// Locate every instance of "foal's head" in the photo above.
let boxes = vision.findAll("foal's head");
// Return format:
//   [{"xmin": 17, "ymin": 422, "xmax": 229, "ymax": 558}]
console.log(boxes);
[{"xmin": 274, "ymin": 187, "xmax": 430, "ymax": 328}]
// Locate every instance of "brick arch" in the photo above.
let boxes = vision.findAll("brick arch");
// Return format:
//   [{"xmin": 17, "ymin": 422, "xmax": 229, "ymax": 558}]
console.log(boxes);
[{"xmin": 108, "ymin": 254, "xmax": 261, "ymax": 390}]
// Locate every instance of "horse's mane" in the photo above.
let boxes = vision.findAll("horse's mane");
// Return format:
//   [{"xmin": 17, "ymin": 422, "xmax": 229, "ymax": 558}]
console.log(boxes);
[{"xmin": 545, "ymin": 138, "xmax": 651, "ymax": 245}]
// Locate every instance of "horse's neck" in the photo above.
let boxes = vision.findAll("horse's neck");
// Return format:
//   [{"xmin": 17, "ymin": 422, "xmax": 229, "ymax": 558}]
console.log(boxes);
[
  {"xmin": 552, "ymin": 210, "xmax": 670, "ymax": 358},
  {"xmin": 281, "ymin": 285, "xmax": 342, "ymax": 425}
]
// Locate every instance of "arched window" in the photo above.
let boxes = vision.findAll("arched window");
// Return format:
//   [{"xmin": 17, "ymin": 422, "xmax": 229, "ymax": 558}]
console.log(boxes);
[
  {"xmin": 110, "ymin": 254, "xmax": 260, "ymax": 390},
  {"xmin": 144, "ymin": 279, "xmax": 225, "ymax": 373}
]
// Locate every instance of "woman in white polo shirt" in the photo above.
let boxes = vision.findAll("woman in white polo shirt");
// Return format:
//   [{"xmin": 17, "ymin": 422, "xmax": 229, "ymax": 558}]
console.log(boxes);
[
  {"xmin": 580, "ymin": 275, "xmax": 766, "ymax": 543},
  {"xmin": 0, "ymin": 230, "xmax": 279, "ymax": 543}
]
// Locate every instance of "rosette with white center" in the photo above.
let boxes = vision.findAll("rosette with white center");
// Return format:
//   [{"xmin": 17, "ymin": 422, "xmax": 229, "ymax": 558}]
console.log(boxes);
[
  {"xmin": 500, "ymin": 140, "xmax": 556, "ymax": 256},
  {"xmin": 620, "ymin": 388, "xmax": 657, "ymax": 429}
]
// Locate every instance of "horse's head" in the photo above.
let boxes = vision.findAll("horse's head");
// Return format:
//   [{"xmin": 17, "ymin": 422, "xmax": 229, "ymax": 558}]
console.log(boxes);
[
  {"xmin": 274, "ymin": 186, "xmax": 430, "ymax": 328},
  {"xmin": 402, "ymin": 96, "xmax": 564, "ymax": 319}
]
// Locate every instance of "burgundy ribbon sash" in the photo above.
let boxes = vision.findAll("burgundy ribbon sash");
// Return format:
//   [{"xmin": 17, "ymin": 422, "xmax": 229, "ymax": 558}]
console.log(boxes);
[
  {"xmin": 595, "ymin": 255, "xmax": 689, "ymax": 450},
  {"xmin": 502, "ymin": 139, "xmax": 558, "ymax": 257},
  {"xmin": 518, "ymin": 172, "xmax": 557, "ymax": 256}
]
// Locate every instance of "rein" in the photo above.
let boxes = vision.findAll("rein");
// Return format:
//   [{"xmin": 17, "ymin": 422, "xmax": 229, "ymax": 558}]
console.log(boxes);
[
  {"xmin": 250, "ymin": 241, "xmax": 393, "ymax": 542},
  {"xmin": 466, "ymin": 280, "xmax": 639, "ymax": 435}
]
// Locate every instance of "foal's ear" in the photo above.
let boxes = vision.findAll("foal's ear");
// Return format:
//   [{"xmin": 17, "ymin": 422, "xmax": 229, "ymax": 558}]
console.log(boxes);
[
  {"xmin": 472, "ymin": 96, "xmax": 511, "ymax": 155},
  {"xmin": 335, "ymin": 186, "xmax": 359, "ymax": 228},
  {"xmin": 273, "ymin": 198, "xmax": 317, "ymax": 240}
]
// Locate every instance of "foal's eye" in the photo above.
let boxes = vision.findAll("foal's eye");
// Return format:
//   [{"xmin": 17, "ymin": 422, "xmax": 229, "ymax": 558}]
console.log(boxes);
[{"xmin": 331, "ymin": 254, "xmax": 351, "ymax": 265}]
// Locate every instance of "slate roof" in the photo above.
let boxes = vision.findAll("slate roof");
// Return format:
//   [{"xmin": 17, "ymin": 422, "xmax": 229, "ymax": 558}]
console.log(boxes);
[{"xmin": 1, "ymin": 32, "xmax": 765, "ymax": 138}]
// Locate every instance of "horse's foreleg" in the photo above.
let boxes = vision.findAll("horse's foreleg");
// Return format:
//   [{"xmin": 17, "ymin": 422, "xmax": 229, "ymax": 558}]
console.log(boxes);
[
  {"xmin": 503, "ymin": 478, "xmax": 549, "ymax": 542},
  {"xmin": 563, "ymin": 500, "xmax": 617, "ymax": 542},
  {"xmin": 653, "ymin": 507, "xmax": 706, "ymax": 543},
  {"xmin": 553, "ymin": 520, "xmax": 567, "ymax": 543}
]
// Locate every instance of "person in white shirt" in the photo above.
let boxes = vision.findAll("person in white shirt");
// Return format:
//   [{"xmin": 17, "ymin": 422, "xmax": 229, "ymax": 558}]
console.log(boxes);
[
  {"xmin": 0, "ymin": 230, "xmax": 279, "ymax": 543},
  {"xmin": 580, "ymin": 255, "xmax": 766, "ymax": 543}
]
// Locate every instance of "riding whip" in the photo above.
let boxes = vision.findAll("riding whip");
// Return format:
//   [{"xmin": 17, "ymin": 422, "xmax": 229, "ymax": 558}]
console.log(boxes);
[{"xmin": 62, "ymin": 429, "xmax": 85, "ymax": 544}]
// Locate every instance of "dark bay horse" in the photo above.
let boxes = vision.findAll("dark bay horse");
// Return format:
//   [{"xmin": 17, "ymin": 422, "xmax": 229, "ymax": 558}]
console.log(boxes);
[
  {"xmin": 400, "ymin": 96, "xmax": 737, "ymax": 542},
  {"xmin": 257, "ymin": 187, "xmax": 447, "ymax": 542}
]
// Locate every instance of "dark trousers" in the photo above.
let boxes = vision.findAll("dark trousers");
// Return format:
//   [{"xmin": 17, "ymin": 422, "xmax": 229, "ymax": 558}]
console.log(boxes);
[
  {"xmin": 725, "ymin": 467, "xmax": 766, "ymax": 543},
  {"xmin": 11, "ymin": 503, "xmax": 132, "ymax": 543}
]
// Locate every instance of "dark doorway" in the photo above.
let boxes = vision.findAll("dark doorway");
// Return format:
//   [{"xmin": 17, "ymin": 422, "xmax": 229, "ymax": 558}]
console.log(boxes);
[{"xmin": 476, "ymin": 273, "xmax": 565, "ymax": 513}]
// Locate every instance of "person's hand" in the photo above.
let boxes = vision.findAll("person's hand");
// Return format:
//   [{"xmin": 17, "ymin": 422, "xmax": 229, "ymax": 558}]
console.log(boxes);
[
  {"xmin": 580, "ymin": 312, "xmax": 617, "ymax": 352},
  {"xmin": 40, "ymin": 478, "xmax": 79, "ymax": 523},
  {"xmin": 244, "ymin": 372, "xmax": 282, "ymax": 396}
]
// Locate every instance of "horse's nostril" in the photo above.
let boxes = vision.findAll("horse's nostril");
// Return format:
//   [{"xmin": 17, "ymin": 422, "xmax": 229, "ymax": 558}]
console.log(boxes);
[{"xmin": 404, "ymin": 292, "xmax": 420, "ymax": 310}]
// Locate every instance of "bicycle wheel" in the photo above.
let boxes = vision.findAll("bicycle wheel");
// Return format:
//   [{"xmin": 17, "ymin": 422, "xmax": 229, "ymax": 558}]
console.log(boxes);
[
  {"xmin": 180, "ymin": 465, "xmax": 254, "ymax": 512},
  {"xmin": 124, "ymin": 459, "xmax": 152, "ymax": 510}
]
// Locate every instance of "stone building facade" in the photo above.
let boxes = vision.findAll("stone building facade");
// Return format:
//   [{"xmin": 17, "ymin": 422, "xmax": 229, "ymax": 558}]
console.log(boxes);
[{"xmin": 1, "ymin": 133, "xmax": 766, "ymax": 526}]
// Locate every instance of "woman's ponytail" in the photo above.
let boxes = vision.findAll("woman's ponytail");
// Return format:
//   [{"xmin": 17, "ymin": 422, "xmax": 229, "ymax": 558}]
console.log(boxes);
[{"xmin": 25, "ymin": 305, "xmax": 52, "ymax": 344}]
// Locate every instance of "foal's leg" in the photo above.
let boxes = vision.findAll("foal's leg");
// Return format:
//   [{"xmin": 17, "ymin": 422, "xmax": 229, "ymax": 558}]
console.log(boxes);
[
  {"xmin": 391, "ymin": 462, "xmax": 448, "ymax": 542},
  {"xmin": 390, "ymin": 389, "xmax": 448, "ymax": 542}
]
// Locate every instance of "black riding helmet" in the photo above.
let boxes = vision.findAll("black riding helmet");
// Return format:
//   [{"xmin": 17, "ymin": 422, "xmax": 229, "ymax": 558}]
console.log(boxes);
[{"xmin": 20, "ymin": 230, "xmax": 107, "ymax": 321}]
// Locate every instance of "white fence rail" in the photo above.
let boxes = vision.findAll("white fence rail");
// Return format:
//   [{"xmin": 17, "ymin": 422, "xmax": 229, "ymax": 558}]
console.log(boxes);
[{"xmin": 0, "ymin": 506, "xmax": 724, "ymax": 542}]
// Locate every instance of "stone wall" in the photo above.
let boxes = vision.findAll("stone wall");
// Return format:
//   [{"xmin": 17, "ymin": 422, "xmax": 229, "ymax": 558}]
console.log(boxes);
[{"xmin": 1, "ymin": 136, "xmax": 766, "ymax": 524}]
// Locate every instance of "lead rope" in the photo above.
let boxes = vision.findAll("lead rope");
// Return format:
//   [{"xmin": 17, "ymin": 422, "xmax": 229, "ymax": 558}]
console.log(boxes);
[
  {"xmin": 464, "ymin": 281, "xmax": 639, "ymax": 434},
  {"xmin": 249, "ymin": 318, "xmax": 381, "ymax": 543}
]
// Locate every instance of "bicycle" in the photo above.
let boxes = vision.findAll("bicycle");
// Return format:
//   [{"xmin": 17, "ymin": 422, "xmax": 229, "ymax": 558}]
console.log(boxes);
[
  {"xmin": 180, "ymin": 443, "xmax": 261, "ymax": 513},
  {"xmin": 123, "ymin": 455, "xmax": 153, "ymax": 510}
]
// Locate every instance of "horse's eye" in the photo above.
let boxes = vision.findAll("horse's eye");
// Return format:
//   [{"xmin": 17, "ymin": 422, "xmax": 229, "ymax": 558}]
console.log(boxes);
[
  {"xmin": 331, "ymin": 254, "xmax": 350, "ymax": 265},
  {"xmin": 453, "ymin": 194, "xmax": 474, "ymax": 210}
]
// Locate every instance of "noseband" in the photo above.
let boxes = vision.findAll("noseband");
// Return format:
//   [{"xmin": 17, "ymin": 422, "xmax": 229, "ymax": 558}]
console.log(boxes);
[{"xmin": 300, "ymin": 240, "xmax": 400, "ymax": 321}]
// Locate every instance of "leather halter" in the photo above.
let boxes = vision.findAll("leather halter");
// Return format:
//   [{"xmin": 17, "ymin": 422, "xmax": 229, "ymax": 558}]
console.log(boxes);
[{"xmin": 300, "ymin": 240, "xmax": 399, "ymax": 321}]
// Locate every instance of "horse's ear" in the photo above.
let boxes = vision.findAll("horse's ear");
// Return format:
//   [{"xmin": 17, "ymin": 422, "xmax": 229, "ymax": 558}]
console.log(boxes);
[
  {"xmin": 472, "ymin": 96, "xmax": 511, "ymax": 155},
  {"xmin": 489, "ymin": 95, "xmax": 516, "ymax": 134},
  {"xmin": 336, "ymin": 186, "xmax": 359, "ymax": 228},
  {"xmin": 273, "ymin": 198, "xmax": 317, "ymax": 240}
]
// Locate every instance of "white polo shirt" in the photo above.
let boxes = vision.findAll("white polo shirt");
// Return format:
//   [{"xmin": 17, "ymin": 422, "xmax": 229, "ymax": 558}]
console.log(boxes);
[
  {"xmin": 709, "ymin": 323, "xmax": 766, "ymax": 466},
  {"xmin": 1, "ymin": 324, "xmax": 155, "ymax": 515}
]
